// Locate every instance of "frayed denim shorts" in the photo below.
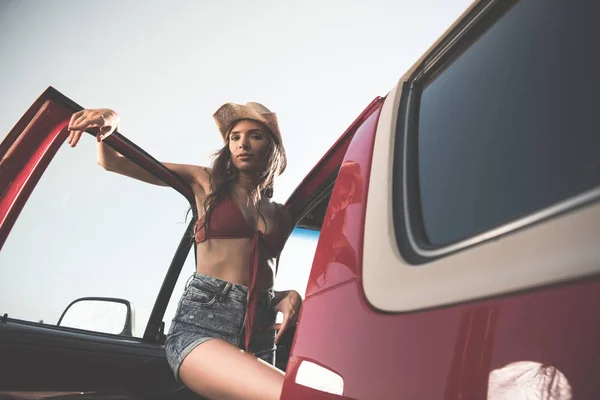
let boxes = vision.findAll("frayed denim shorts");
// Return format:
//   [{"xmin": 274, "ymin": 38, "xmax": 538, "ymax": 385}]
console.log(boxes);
[{"xmin": 165, "ymin": 273, "xmax": 277, "ymax": 381}]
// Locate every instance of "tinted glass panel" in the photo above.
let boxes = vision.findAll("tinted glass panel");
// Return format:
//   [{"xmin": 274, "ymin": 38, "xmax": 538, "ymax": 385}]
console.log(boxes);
[
  {"xmin": 0, "ymin": 136, "xmax": 195, "ymax": 337},
  {"xmin": 276, "ymin": 228, "xmax": 319, "ymax": 296},
  {"xmin": 417, "ymin": 0, "xmax": 600, "ymax": 245}
]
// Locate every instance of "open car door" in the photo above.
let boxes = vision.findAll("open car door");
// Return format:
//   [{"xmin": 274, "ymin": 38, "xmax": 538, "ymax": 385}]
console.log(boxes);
[
  {"xmin": 0, "ymin": 87, "xmax": 202, "ymax": 399},
  {"xmin": 0, "ymin": 86, "xmax": 376, "ymax": 400}
]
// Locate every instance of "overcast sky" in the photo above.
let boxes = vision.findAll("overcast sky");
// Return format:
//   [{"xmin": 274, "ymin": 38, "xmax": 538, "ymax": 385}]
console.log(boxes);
[{"xmin": 0, "ymin": 0, "xmax": 472, "ymax": 335}]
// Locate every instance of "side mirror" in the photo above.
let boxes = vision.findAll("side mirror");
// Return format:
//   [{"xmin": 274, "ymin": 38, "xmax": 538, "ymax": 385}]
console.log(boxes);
[{"xmin": 57, "ymin": 297, "xmax": 135, "ymax": 336}]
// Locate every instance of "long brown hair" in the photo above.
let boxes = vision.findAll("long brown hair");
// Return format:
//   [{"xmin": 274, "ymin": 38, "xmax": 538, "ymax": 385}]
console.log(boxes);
[{"xmin": 198, "ymin": 120, "xmax": 285, "ymax": 237}]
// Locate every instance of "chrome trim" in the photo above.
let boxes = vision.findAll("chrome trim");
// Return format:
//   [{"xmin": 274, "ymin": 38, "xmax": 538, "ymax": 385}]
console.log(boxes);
[
  {"xmin": 402, "ymin": 86, "xmax": 418, "ymax": 254},
  {"xmin": 415, "ymin": 0, "xmax": 498, "ymax": 81}
]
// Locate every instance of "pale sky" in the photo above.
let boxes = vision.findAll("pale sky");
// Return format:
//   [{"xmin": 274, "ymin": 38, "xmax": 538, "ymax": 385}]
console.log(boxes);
[{"xmin": 0, "ymin": 0, "xmax": 472, "ymax": 336}]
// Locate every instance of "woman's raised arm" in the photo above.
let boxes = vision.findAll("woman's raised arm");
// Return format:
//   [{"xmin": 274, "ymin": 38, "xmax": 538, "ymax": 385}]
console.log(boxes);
[{"xmin": 68, "ymin": 108, "xmax": 210, "ymax": 192}]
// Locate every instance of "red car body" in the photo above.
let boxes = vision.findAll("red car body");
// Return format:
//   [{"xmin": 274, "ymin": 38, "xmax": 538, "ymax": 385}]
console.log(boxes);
[{"xmin": 1, "ymin": 1, "xmax": 599, "ymax": 399}]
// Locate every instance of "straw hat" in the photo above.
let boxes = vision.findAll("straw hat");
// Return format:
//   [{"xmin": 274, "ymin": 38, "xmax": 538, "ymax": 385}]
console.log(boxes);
[{"xmin": 213, "ymin": 102, "xmax": 286, "ymax": 174}]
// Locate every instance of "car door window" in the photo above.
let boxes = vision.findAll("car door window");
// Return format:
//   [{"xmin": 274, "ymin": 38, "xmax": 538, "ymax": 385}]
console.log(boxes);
[
  {"xmin": 0, "ymin": 134, "xmax": 195, "ymax": 337},
  {"xmin": 276, "ymin": 227, "xmax": 320, "ymax": 297},
  {"xmin": 412, "ymin": 0, "xmax": 600, "ymax": 247}
]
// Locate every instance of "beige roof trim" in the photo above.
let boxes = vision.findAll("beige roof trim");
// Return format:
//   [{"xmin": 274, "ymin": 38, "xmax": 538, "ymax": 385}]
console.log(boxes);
[{"xmin": 362, "ymin": 79, "xmax": 600, "ymax": 313}]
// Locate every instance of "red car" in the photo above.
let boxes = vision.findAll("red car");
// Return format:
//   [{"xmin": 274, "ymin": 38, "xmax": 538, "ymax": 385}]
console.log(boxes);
[{"xmin": 2, "ymin": 0, "xmax": 600, "ymax": 398}]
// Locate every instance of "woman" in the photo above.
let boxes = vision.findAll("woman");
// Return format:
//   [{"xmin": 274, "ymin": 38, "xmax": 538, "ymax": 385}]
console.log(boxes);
[{"xmin": 67, "ymin": 102, "xmax": 302, "ymax": 400}]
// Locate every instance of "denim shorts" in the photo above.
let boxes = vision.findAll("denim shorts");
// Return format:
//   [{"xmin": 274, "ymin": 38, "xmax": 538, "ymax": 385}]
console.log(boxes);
[{"xmin": 164, "ymin": 274, "xmax": 277, "ymax": 381}]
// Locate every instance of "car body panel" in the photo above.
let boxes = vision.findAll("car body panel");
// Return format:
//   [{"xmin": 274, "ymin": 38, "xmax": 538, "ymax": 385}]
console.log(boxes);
[
  {"xmin": 282, "ymin": 0, "xmax": 600, "ymax": 398},
  {"xmin": 281, "ymin": 99, "xmax": 383, "ymax": 397}
]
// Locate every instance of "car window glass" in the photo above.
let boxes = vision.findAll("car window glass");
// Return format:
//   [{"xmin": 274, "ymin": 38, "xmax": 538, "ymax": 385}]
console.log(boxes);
[
  {"xmin": 415, "ymin": 0, "xmax": 600, "ymax": 246},
  {"xmin": 276, "ymin": 227, "xmax": 320, "ymax": 296},
  {"xmin": 0, "ymin": 136, "xmax": 195, "ymax": 337}
]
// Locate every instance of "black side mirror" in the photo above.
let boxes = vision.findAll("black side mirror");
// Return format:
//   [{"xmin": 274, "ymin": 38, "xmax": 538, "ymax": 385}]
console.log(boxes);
[{"xmin": 57, "ymin": 297, "xmax": 135, "ymax": 336}]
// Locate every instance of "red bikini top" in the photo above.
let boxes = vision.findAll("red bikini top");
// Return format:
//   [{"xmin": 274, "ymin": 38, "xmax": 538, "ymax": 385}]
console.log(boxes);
[
  {"xmin": 194, "ymin": 196, "xmax": 292, "ymax": 352},
  {"xmin": 194, "ymin": 196, "xmax": 290, "ymax": 256}
]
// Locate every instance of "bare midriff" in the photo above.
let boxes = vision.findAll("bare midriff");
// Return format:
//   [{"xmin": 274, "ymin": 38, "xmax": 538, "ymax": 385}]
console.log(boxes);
[{"xmin": 195, "ymin": 238, "xmax": 276, "ymax": 289}]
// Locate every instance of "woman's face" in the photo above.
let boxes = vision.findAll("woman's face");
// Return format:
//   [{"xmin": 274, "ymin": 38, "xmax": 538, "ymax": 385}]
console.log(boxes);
[{"xmin": 228, "ymin": 119, "xmax": 272, "ymax": 175}]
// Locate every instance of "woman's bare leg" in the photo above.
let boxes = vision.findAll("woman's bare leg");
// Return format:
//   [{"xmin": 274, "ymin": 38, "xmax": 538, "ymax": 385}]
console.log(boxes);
[{"xmin": 179, "ymin": 339, "xmax": 284, "ymax": 400}]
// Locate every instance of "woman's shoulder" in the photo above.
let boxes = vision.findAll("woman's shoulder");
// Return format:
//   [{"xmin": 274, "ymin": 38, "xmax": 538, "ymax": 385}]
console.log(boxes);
[
  {"xmin": 272, "ymin": 201, "xmax": 292, "ymax": 230},
  {"xmin": 163, "ymin": 162, "xmax": 212, "ymax": 180},
  {"xmin": 197, "ymin": 166, "xmax": 213, "ymax": 179},
  {"xmin": 189, "ymin": 165, "xmax": 214, "ymax": 186},
  {"xmin": 270, "ymin": 200, "xmax": 288, "ymax": 211},
  {"xmin": 162, "ymin": 162, "xmax": 213, "ymax": 196},
  {"xmin": 193, "ymin": 166, "xmax": 214, "ymax": 195}
]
